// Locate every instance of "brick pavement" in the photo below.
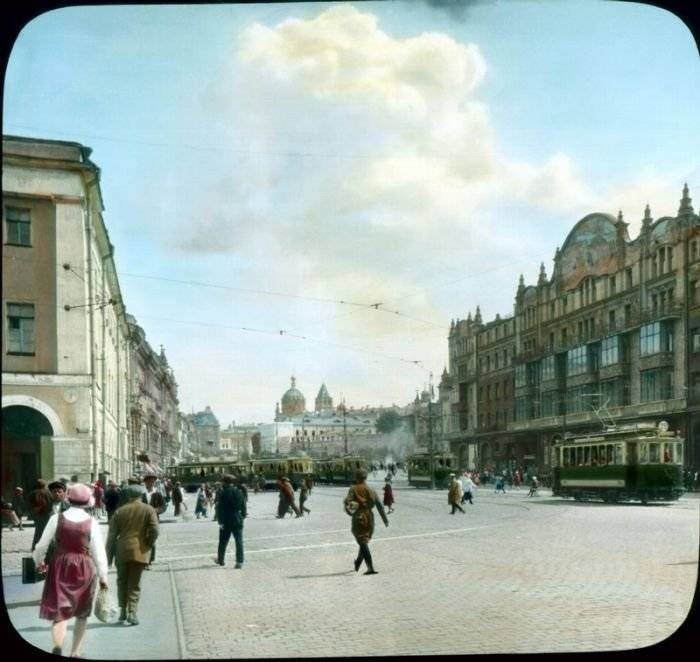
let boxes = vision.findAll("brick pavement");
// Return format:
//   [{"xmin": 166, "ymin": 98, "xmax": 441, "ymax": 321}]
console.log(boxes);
[{"xmin": 2, "ymin": 484, "xmax": 698, "ymax": 658}]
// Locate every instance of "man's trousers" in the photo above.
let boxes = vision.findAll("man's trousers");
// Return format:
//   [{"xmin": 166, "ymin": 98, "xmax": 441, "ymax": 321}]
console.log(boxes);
[
  {"xmin": 217, "ymin": 525, "xmax": 244, "ymax": 565},
  {"xmin": 116, "ymin": 560, "xmax": 147, "ymax": 613}
]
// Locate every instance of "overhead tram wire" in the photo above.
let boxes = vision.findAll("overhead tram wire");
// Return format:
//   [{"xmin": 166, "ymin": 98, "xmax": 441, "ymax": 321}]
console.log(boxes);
[{"xmin": 132, "ymin": 313, "xmax": 429, "ymax": 370}]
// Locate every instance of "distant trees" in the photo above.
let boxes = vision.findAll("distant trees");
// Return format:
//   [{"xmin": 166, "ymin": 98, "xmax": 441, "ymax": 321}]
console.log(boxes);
[{"xmin": 375, "ymin": 410, "xmax": 403, "ymax": 434}]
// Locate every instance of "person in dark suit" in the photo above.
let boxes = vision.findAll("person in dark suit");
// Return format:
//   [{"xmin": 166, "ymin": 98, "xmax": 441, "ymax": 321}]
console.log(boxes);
[
  {"xmin": 142, "ymin": 472, "xmax": 166, "ymax": 569},
  {"xmin": 215, "ymin": 474, "xmax": 247, "ymax": 568},
  {"xmin": 106, "ymin": 487, "xmax": 159, "ymax": 625},
  {"xmin": 103, "ymin": 480, "xmax": 121, "ymax": 521},
  {"xmin": 28, "ymin": 480, "xmax": 53, "ymax": 549}
]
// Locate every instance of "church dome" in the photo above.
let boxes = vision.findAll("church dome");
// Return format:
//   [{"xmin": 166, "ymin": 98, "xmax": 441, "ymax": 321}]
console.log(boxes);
[{"xmin": 281, "ymin": 376, "xmax": 306, "ymax": 416}]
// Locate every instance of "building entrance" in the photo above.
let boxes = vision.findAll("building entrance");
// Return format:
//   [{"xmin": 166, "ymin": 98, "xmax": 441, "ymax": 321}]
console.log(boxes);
[{"xmin": 1, "ymin": 405, "xmax": 54, "ymax": 499}]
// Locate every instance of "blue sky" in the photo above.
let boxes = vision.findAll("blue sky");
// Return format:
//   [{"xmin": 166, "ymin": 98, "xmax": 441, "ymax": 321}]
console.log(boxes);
[{"xmin": 4, "ymin": 1, "xmax": 699, "ymax": 423}]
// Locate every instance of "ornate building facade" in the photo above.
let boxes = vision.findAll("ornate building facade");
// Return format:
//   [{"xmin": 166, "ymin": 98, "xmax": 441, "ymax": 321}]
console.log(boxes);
[
  {"xmin": 445, "ymin": 186, "xmax": 700, "ymax": 476},
  {"xmin": 127, "ymin": 315, "xmax": 179, "ymax": 474}
]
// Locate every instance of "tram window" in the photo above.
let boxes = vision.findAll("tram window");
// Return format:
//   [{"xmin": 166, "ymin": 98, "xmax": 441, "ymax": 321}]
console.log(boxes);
[
  {"xmin": 676, "ymin": 443, "xmax": 683, "ymax": 465},
  {"xmin": 626, "ymin": 443, "xmax": 637, "ymax": 465},
  {"xmin": 583, "ymin": 446, "xmax": 590, "ymax": 465},
  {"xmin": 663, "ymin": 443, "xmax": 673, "ymax": 463},
  {"xmin": 649, "ymin": 443, "xmax": 660, "ymax": 463},
  {"xmin": 614, "ymin": 444, "xmax": 623, "ymax": 465},
  {"xmin": 576, "ymin": 447, "xmax": 584, "ymax": 466},
  {"xmin": 591, "ymin": 447, "xmax": 598, "ymax": 465},
  {"xmin": 639, "ymin": 444, "xmax": 648, "ymax": 464},
  {"xmin": 563, "ymin": 448, "xmax": 570, "ymax": 466},
  {"xmin": 606, "ymin": 445, "xmax": 613, "ymax": 464},
  {"xmin": 598, "ymin": 446, "xmax": 606, "ymax": 465}
]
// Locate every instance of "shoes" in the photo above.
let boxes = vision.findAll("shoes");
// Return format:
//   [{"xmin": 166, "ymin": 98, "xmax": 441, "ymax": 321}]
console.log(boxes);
[
  {"xmin": 52, "ymin": 646, "xmax": 62, "ymax": 655},
  {"xmin": 214, "ymin": 559, "xmax": 224, "ymax": 566},
  {"xmin": 119, "ymin": 608, "xmax": 127, "ymax": 622},
  {"xmin": 234, "ymin": 563, "xmax": 242, "ymax": 569},
  {"xmin": 363, "ymin": 569, "xmax": 378, "ymax": 575},
  {"xmin": 353, "ymin": 558, "xmax": 361, "ymax": 572},
  {"xmin": 144, "ymin": 565, "xmax": 151, "ymax": 571},
  {"xmin": 127, "ymin": 613, "xmax": 139, "ymax": 626}
]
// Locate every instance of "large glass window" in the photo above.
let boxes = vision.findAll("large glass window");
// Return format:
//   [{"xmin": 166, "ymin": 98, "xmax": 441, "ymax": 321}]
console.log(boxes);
[
  {"xmin": 541, "ymin": 355, "xmax": 556, "ymax": 381},
  {"xmin": 6, "ymin": 303, "xmax": 35, "ymax": 354},
  {"xmin": 567, "ymin": 345, "xmax": 588, "ymax": 376},
  {"xmin": 599, "ymin": 378, "xmax": 629, "ymax": 408},
  {"xmin": 4, "ymin": 207, "xmax": 31, "ymax": 246},
  {"xmin": 566, "ymin": 385, "xmax": 589, "ymax": 413},
  {"xmin": 514, "ymin": 397, "xmax": 527, "ymax": 421},
  {"xmin": 515, "ymin": 364, "xmax": 526, "ymax": 387},
  {"xmin": 640, "ymin": 322, "xmax": 673, "ymax": 355},
  {"xmin": 541, "ymin": 391, "xmax": 559, "ymax": 417},
  {"xmin": 640, "ymin": 369, "xmax": 674, "ymax": 402},
  {"xmin": 600, "ymin": 336, "xmax": 620, "ymax": 367}
]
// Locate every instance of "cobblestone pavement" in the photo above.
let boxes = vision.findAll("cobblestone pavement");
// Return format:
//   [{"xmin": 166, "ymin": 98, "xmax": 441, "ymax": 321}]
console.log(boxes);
[{"xmin": 2, "ymin": 478, "xmax": 698, "ymax": 658}]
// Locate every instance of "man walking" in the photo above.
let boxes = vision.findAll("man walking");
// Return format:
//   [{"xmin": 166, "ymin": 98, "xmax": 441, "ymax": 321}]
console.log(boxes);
[
  {"xmin": 215, "ymin": 474, "xmax": 247, "ymax": 568},
  {"xmin": 106, "ymin": 486, "xmax": 159, "ymax": 625},
  {"xmin": 461, "ymin": 472, "xmax": 475, "ymax": 505},
  {"xmin": 276, "ymin": 476, "xmax": 301, "ymax": 518},
  {"xmin": 28, "ymin": 479, "xmax": 53, "ymax": 550},
  {"xmin": 104, "ymin": 480, "xmax": 121, "ymax": 521},
  {"xmin": 171, "ymin": 482, "xmax": 184, "ymax": 517},
  {"xmin": 448, "ymin": 474, "xmax": 465, "ymax": 514},
  {"xmin": 142, "ymin": 472, "xmax": 166, "ymax": 568}
]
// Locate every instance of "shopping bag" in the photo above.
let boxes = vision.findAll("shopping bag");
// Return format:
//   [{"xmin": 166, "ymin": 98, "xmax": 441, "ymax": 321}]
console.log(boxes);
[
  {"xmin": 22, "ymin": 557, "xmax": 45, "ymax": 584},
  {"xmin": 94, "ymin": 586, "xmax": 119, "ymax": 623}
]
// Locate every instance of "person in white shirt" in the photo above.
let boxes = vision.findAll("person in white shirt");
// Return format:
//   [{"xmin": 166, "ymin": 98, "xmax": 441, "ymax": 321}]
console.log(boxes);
[
  {"xmin": 461, "ymin": 472, "xmax": 476, "ymax": 505},
  {"xmin": 33, "ymin": 483, "xmax": 108, "ymax": 657}
]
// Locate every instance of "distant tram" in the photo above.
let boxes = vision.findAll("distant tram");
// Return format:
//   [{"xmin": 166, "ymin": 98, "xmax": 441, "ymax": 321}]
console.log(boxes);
[
  {"xmin": 551, "ymin": 421, "xmax": 685, "ymax": 503},
  {"xmin": 407, "ymin": 452, "xmax": 457, "ymax": 489},
  {"xmin": 315, "ymin": 455, "xmax": 368, "ymax": 485},
  {"xmin": 168, "ymin": 460, "xmax": 249, "ymax": 492}
]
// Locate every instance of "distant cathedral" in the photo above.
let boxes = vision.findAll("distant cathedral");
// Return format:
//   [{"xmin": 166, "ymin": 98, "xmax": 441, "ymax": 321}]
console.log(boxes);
[{"xmin": 275, "ymin": 376, "xmax": 334, "ymax": 421}]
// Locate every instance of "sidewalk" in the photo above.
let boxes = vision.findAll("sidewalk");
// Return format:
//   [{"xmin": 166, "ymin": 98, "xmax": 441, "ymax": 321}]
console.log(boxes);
[{"xmin": 3, "ymin": 562, "xmax": 182, "ymax": 659}]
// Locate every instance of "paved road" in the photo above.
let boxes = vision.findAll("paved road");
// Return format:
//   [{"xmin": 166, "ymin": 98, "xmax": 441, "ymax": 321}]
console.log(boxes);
[{"xmin": 3, "ymin": 478, "xmax": 698, "ymax": 658}]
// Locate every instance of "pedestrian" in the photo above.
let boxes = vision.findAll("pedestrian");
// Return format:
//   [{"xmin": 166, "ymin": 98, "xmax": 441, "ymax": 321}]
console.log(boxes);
[
  {"xmin": 344, "ymin": 469, "xmax": 389, "ymax": 575},
  {"xmin": 1, "ymin": 500, "xmax": 22, "ymax": 530},
  {"xmin": 461, "ymin": 472, "xmax": 475, "ymax": 505},
  {"xmin": 276, "ymin": 476, "xmax": 301, "ymax": 518},
  {"xmin": 383, "ymin": 478, "xmax": 395, "ymax": 513},
  {"xmin": 448, "ymin": 474, "xmax": 465, "ymax": 514},
  {"xmin": 257, "ymin": 475, "xmax": 266, "ymax": 493},
  {"xmin": 528, "ymin": 476, "xmax": 539, "ymax": 497},
  {"xmin": 214, "ymin": 474, "xmax": 247, "ymax": 568},
  {"xmin": 12, "ymin": 487, "xmax": 26, "ymax": 529},
  {"xmin": 195, "ymin": 484, "xmax": 208, "ymax": 519},
  {"xmin": 104, "ymin": 480, "xmax": 121, "ymax": 521},
  {"xmin": 106, "ymin": 486, "xmax": 159, "ymax": 625},
  {"xmin": 299, "ymin": 478, "xmax": 311, "ymax": 516},
  {"xmin": 28, "ymin": 479, "xmax": 53, "ymax": 550},
  {"xmin": 495, "ymin": 474, "xmax": 506, "ymax": 494},
  {"xmin": 304, "ymin": 474, "xmax": 314, "ymax": 495},
  {"xmin": 48, "ymin": 481, "xmax": 71, "ymax": 516},
  {"xmin": 33, "ymin": 483, "xmax": 109, "ymax": 657},
  {"xmin": 171, "ymin": 481, "xmax": 184, "ymax": 516},
  {"xmin": 143, "ymin": 472, "xmax": 166, "ymax": 568},
  {"xmin": 92, "ymin": 481, "xmax": 105, "ymax": 519}
]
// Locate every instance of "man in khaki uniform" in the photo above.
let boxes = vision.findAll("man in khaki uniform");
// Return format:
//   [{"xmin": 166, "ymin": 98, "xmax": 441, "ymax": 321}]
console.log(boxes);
[{"xmin": 106, "ymin": 487, "xmax": 159, "ymax": 625}]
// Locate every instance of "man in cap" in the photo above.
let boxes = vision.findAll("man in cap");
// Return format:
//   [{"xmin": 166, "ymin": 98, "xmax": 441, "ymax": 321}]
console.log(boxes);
[
  {"xmin": 214, "ymin": 474, "xmax": 247, "ymax": 568},
  {"xmin": 48, "ymin": 481, "xmax": 71, "ymax": 515},
  {"xmin": 142, "ymin": 472, "xmax": 166, "ymax": 569},
  {"xmin": 106, "ymin": 486, "xmax": 159, "ymax": 626}
]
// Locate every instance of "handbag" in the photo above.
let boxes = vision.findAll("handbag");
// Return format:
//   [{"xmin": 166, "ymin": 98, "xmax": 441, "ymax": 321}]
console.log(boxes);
[
  {"xmin": 22, "ymin": 557, "xmax": 45, "ymax": 584},
  {"xmin": 94, "ymin": 586, "xmax": 119, "ymax": 623}
]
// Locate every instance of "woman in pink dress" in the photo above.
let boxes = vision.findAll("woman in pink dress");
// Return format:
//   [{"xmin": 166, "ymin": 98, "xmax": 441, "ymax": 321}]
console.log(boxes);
[{"xmin": 33, "ymin": 483, "xmax": 109, "ymax": 657}]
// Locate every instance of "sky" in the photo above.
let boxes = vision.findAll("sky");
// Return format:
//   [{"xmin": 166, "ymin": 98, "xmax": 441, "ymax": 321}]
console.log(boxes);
[{"xmin": 4, "ymin": 0, "xmax": 699, "ymax": 425}]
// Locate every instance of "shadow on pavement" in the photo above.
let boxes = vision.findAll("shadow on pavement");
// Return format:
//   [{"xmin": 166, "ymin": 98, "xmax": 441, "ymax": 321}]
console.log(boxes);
[{"xmin": 5, "ymin": 599, "xmax": 41, "ymax": 610}]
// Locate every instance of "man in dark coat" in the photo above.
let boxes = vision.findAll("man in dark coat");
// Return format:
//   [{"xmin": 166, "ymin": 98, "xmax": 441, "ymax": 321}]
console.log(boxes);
[
  {"xmin": 171, "ymin": 482, "xmax": 184, "ymax": 516},
  {"xmin": 215, "ymin": 474, "xmax": 247, "ymax": 568},
  {"xmin": 142, "ymin": 473, "xmax": 166, "ymax": 568},
  {"xmin": 27, "ymin": 479, "xmax": 53, "ymax": 549},
  {"xmin": 104, "ymin": 480, "xmax": 121, "ymax": 521}
]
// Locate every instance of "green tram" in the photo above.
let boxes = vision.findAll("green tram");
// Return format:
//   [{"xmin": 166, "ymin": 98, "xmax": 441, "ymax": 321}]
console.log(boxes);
[
  {"xmin": 551, "ymin": 421, "xmax": 685, "ymax": 503},
  {"xmin": 407, "ymin": 452, "xmax": 458, "ymax": 489},
  {"xmin": 168, "ymin": 460, "xmax": 250, "ymax": 492},
  {"xmin": 249, "ymin": 455, "xmax": 315, "ymax": 489},
  {"xmin": 315, "ymin": 456, "xmax": 368, "ymax": 485}
]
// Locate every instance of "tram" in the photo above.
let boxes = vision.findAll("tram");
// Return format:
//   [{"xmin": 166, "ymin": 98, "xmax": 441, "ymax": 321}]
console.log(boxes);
[
  {"xmin": 314, "ymin": 456, "xmax": 368, "ymax": 485},
  {"xmin": 167, "ymin": 460, "xmax": 250, "ymax": 492},
  {"xmin": 407, "ymin": 451, "xmax": 458, "ymax": 489},
  {"xmin": 551, "ymin": 421, "xmax": 685, "ymax": 503}
]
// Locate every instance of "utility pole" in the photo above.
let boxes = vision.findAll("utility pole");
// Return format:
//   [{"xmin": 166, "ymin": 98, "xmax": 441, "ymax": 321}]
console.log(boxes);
[
  {"xmin": 428, "ymin": 373, "xmax": 435, "ymax": 490},
  {"xmin": 342, "ymin": 398, "xmax": 348, "ymax": 455}
]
